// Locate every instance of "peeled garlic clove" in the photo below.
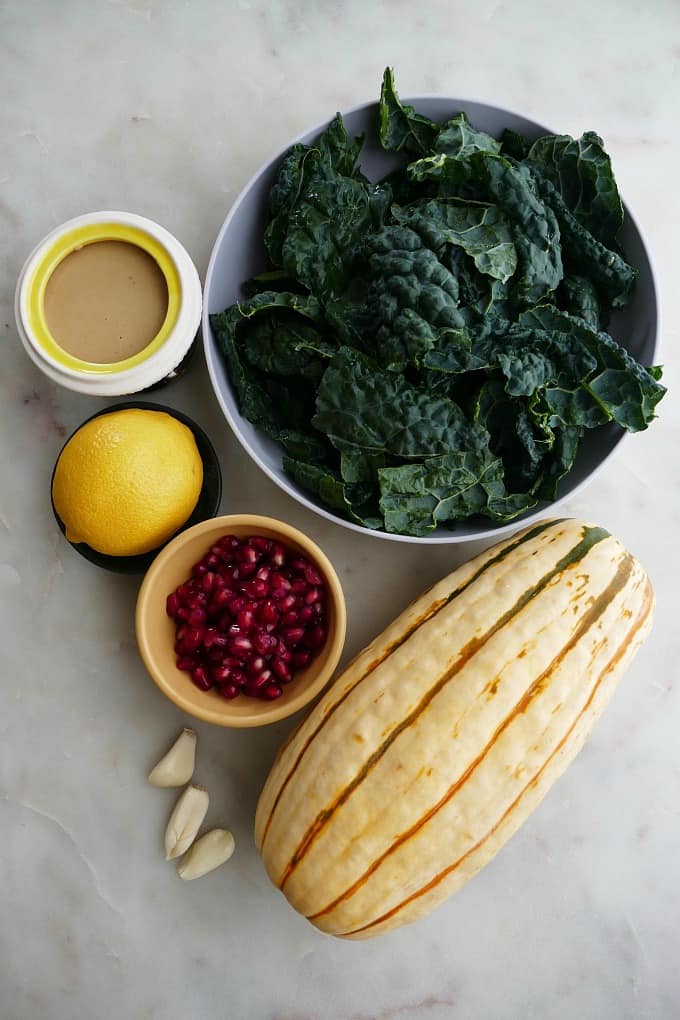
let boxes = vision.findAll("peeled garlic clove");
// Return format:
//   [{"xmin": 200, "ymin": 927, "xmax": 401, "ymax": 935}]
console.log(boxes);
[
  {"xmin": 177, "ymin": 829, "xmax": 235, "ymax": 880},
  {"xmin": 148, "ymin": 728, "xmax": 197, "ymax": 788},
  {"xmin": 164, "ymin": 784, "xmax": 209, "ymax": 860}
]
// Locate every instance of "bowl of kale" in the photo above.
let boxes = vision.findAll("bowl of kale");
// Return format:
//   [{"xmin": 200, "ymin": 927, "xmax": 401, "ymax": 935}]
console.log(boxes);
[{"xmin": 203, "ymin": 69, "xmax": 664, "ymax": 542}]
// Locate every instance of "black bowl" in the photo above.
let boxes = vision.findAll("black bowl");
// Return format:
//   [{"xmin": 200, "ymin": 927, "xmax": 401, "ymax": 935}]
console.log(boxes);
[{"xmin": 51, "ymin": 400, "xmax": 222, "ymax": 574}]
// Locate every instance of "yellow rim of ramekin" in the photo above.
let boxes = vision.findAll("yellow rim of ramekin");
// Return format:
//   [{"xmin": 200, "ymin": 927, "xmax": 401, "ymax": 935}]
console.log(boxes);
[{"xmin": 25, "ymin": 222, "xmax": 182, "ymax": 375}]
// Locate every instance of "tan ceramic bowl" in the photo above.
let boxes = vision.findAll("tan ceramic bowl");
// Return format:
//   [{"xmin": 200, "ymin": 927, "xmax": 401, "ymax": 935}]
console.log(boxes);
[{"xmin": 135, "ymin": 514, "xmax": 347, "ymax": 727}]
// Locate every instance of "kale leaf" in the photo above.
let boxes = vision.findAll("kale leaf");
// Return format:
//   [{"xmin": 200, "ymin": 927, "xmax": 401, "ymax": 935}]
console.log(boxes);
[{"xmin": 214, "ymin": 68, "xmax": 665, "ymax": 537}]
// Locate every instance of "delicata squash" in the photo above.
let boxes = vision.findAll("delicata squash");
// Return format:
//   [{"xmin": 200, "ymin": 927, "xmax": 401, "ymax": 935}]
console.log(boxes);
[{"xmin": 255, "ymin": 519, "xmax": 654, "ymax": 938}]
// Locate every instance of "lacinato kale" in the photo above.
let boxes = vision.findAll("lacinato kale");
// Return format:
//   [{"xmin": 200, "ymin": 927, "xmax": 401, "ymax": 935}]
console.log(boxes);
[{"xmin": 214, "ymin": 68, "xmax": 665, "ymax": 536}]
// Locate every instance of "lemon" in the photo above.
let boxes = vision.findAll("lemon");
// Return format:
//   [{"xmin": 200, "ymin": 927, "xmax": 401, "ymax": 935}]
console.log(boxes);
[{"xmin": 52, "ymin": 409, "xmax": 204, "ymax": 556}]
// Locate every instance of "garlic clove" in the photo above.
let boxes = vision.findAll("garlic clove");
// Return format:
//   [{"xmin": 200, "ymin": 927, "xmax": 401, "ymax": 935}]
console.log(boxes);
[
  {"xmin": 177, "ymin": 829, "xmax": 236, "ymax": 880},
  {"xmin": 148, "ymin": 728, "xmax": 197, "ymax": 788},
  {"xmin": 164, "ymin": 784, "xmax": 209, "ymax": 860}
]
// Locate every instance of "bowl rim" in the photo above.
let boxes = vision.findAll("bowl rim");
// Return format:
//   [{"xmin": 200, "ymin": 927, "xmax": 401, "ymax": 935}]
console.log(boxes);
[
  {"xmin": 135, "ymin": 513, "xmax": 347, "ymax": 727},
  {"xmin": 51, "ymin": 400, "xmax": 223, "ymax": 573},
  {"xmin": 202, "ymin": 95, "xmax": 661, "ymax": 545}
]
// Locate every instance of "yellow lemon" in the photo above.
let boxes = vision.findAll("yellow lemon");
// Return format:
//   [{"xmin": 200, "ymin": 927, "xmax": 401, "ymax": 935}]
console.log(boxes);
[{"xmin": 52, "ymin": 409, "xmax": 203, "ymax": 556}]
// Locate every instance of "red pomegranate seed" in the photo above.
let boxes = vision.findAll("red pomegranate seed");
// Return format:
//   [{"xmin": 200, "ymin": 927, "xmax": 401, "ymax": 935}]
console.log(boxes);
[
  {"xmin": 229, "ymin": 635, "xmax": 252, "ymax": 656},
  {"xmin": 278, "ymin": 593, "xmax": 296, "ymax": 612},
  {"xmin": 245, "ymin": 578, "xmax": 269, "ymax": 599},
  {"xmin": 238, "ymin": 561, "xmax": 259, "ymax": 579},
  {"xmin": 203, "ymin": 628, "xmax": 227, "ymax": 650},
  {"xmin": 201, "ymin": 571, "xmax": 218, "ymax": 592},
  {"xmin": 271, "ymin": 657, "xmax": 292, "ymax": 682},
  {"xmin": 206, "ymin": 647, "xmax": 227, "ymax": 664},
  {"xmin": 217, "ymin": 534, "xmax": 240, "ymax": 550},
  {"xmin": 246, "ymin": 655, "xmax": 266, "ymax": 677},
  {"xmin": 304, "ymin": 565, "xmax": 323, "ymax": 586},
  {"xmin": 262, "ymin": 682, "xmax": 283, "ymax": 700},
  {"xmin": 166, "ymin": 593, "xmax": 180, "ymax": 618},
  {"xmin": 219, "ymin": 682, "xmax": 241, "ymax": 699},
  {"xmin": 211, "ymin": 664, "xmax": 232, "ymax": 684},
  {"xmin": 259, "ymin": 599, "xmax": 279, "ymax": 626},
  {"xmin": 282, "ymin": 626, "xmax": 305, "ymax": 647},
  {"xmin": 298, "ymin": 606, "xmax": 314, "ymax": 624},
  {"xmin": 276, "ymin": 645, "xmax": 292, "ymax": 664},
  {"xmin": 176, "ymin": 656, "xmax": 196, "ymax": 672},
  {"xmin": 270, "ymin": 573, "xmax": 292, "ymax": 596},
  {"xmin": 191, "ymin": 666, "xmax": 212, "ymax": 691},
  {"xmin": 236, "ymin": 545, "xmax": 259, "ymax": 565},
  {"xmin": 210, "ymin": 588, "xmax": 232, "ymax": 614},
  {"xmin": 229, "ymin": 669, "xmax": 247, "ymax": 688},
  {"xmin": 305, "ymin": 586, "xmax": 321, "ymax": 605},
  {"xmin": 253, "ymin": 630, "xmax": 278, "ymax": 656},
  {"xmin": 290, "ymin": 557, "xmax": 309, "ymax": 573},
  {"xmin": 227, "ymin": 594, "xmax": 247, "ymax": 614},
  {"xmin": 269, "ymin": 542, "xmax": 287, "ymax": 568},
  {"xmin": 304, "ymin": 625, "xmax": 326, "ymax": 650},
  {"xmin": 256, "ymin": 565, "xmax": 271, "ymax": 582},
  {"xmin": 292, "ymin": 650, "xmax": 312, "ymax": 669},
  {"xmin": 206, "ymin": 553, "xmax": 219, "ymax": 569},
  {"xmin": 290, "ymin": 578, "xmax": 307, "ymax": 595},
  {"xmin": 181, "ymin": 626, "xmax": 204, "ymax": 653},
  {"xmin": 186, "ymin": 592, "xmax": 208, "ymax": 609},
  {"xmin": 251, "ymin": 536, "xmax": 272, "ymax": 553},
  {"xmin": 191, "ymin": 561, "xmax": 208, "ymax": 578},
  {"xmin": 186, "ymin": 608, "xmax": 207, "ymax": 626},
  {"xmin": 237, "ymin": 608, "xmax": 256, "ymax": 631},
  {"xmin": 281, "ymin": 610, "xmax": 298, "ymax": 627}
]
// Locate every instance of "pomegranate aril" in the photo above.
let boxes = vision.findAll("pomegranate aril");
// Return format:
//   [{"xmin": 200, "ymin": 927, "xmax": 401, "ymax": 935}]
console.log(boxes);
[
  {"xmin": 217, "ymin": 534, "xmax": 240, "ymax": 550},
  {"xmin": 258, "ymin": 599, "xmax": 279, "ymax": 626},
  {"xmin": 305, "ymin": 586, "xmax": 321, "ymax": 605},
  {"xmin": 206, "ymin": 553, "xmax": 220, "ymax": 569},
  {"xmin": 203, "ymin": 628, "xmax": 227, "ymax": 650},
  {"xmin": 272, "ymin": 657, "xmax": 292, "ymax": 682},
  {"xmin": 278, "ymin": 594, "xmax": 296, "ymax": 612},
  {"xmin": 219, "ymin": 682, "xmax": 240, "ymax": 700},
  {"xmin": 270, "ymin": 573, "xmax": 292, "ymax": 596},
  {"xmin": 176, "ymin": 656, "xmax": 197, "ymax": 672},
  {"xmin": 292, "ymin": 650, "xmax": 312, "ymax": 669},
  {"xmin": 229, "ymin": 669, "xmax": 247, "ymax": 688},
  {"xmin": 201, "ymin": 571, "xmax": 218, "ymax": 592},
  {"xmin": 206, "ymin": 647, "xmax": 227, "ymax": 664},
  {"xmin": 282, "ymin": 626, "xmax": 305, "ymax": 647},
  {"xmin": 246, "ymin": 655, "xmax": 266, "ymax": 677},
  {"xmin": 252, "ymin": 631, "xmax": 278, "ymax": 655},
  {"xmin": 181, "ymin": 626, "xmax": 204, "ymax": 653},
  {"xmin": 237, "ymin": 608, "xmax": 256, "ymax": 631},
  {"xmin": 210, "ymin": 588, "xmax": 232, "ymax": 613},
  {"xmin": 166, "ymin": 593, "xmax": 180, "ymax": 618},
  {"xmin": 237, "ymin": 561, "xmax": 258, "ymax": 579},
  {"xmin": 269, "ymin": 542, "xmax": 287, "ymax": 568},
  {"xmin": 191, "ymin": 561, "xmax": 208, "ymax": 577},
  {"xmin": 299, "ymin": 606, "xmax": 314, "ymax": 624},
  {"xmin": 304, "ymin": 565, "xmax": 323, "ymax": 586},
  {"xmin": 176, "ymin": 607, "xmax": 190, "ymax": 622},
  {"xmin": 191, "ymin": 666, "xmax": 212, "ymax": 691},
  {"xmin": 262, "ymin": 682, "xmax": 283, "ymax": 700},
  {"xmin": 281, "ymin": 610, "xmax": 299, "ymax": 627},
  {"xmin": 291, "ymin": 578, "xmax": 307, "ymax": 595},
  {"xmin": 244, "ymin": 670, "xmax": 272, "ymax": 697},
  {"xmin": 229, "ymin": 635, "xmax": 253, "ymax": 656},
  {"xmin": 186, "ymin": 608, "xmax": 207, "ymax": 626},
  {"xmin": 276, "ymin": 645, "xmax": 293, "ymax": 664},
  {"xmin": 186, "ymin": 592, "xmax": 208, "ymax": 609},
  {"xmin": 256, "ymin": 565, "xmax": 271, "ymax": 582},
  {"xmin": 251, "ymin": 536, "xmax": 272, "ymax": 553},
  {"xmin": 227, "ymin": 595, "xmax": 247, "ymax": 615},
  {"xmin": 211, "ymin": 665, "xmax": 233, "ymax": 684},
  {"xmin": 245, "ymin": 578, "xmax": 269, "ymax": 598},
  {"xmin": 236, "ymin": 545, "xmax": 259, "ymax": 565},
  {"xmin": 303, "ymin": 625, "xmax": 327, "ymax": 650},
  {"xmin": 290, "ymin": 557, "xmax": 309, "ymax": 573}
]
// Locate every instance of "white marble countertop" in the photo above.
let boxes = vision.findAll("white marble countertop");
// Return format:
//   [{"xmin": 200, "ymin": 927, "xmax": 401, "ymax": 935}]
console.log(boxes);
[{"xmin": 2, "ymin": 2, "xmax": 679, "ymax": 1017}]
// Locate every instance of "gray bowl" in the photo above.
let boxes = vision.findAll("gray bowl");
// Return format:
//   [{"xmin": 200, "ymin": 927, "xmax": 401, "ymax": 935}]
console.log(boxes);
[{"xmin": 202, "ymin": 97, "xmax": 659, "ymax": 544}]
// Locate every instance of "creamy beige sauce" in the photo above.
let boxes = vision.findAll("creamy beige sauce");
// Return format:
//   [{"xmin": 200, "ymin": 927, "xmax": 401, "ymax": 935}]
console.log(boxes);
[{"xmin": 43, "ymin": 240, "xmax": 168, "ymax": 363}]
